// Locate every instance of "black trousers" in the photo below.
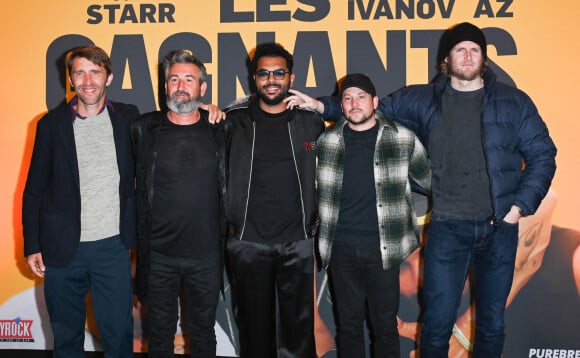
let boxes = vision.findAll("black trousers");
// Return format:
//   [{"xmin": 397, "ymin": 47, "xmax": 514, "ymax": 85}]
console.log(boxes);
[
  {"xmin": 226, "ymin": 238, "xmax": 315, "ymax": 358},
  {"xmin": 147, "ymin": 250, "xmax": 220, "ymax": 358},
  {"xmin": 330, "ymin": 241, "xmax": 400, "ymax": 358}
]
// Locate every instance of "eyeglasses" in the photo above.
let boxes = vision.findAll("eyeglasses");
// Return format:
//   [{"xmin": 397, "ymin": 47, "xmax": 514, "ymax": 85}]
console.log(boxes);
[{"xmin": 255, "ymin": 69, "xmax": 290, "ymax": 81}]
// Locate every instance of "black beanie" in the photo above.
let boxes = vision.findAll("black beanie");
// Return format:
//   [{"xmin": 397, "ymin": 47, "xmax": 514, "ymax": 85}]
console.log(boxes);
[
  {"xmin": 437, "ymin": 22, "xmax": 487, "ymax": 64},
  {"xmin": 340, "ymin": 73, "xmax": 376, "ymax": 97}
]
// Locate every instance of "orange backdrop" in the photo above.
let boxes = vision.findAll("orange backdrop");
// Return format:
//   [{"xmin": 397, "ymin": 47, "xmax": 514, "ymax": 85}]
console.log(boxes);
[{"xmin": 0, "ymin": 0, "xmax": 578, "ymax": 351}]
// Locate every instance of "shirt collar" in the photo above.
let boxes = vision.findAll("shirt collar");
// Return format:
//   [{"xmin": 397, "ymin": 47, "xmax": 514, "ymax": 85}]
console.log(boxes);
[{"xmin": 70, "ymin": 96, "xmax": 114, "ymax": 121}]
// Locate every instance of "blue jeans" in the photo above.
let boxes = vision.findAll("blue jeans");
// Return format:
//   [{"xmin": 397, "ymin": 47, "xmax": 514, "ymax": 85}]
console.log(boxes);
[
  {"xmin": 147, "ymin": 250, "xmax": 220, "ymax": 358},
  {"xmin": 330, "ymin": 241, "xmax": 400, "ymax": 358},
  {"xmin": 420, "ymin": 215, "xmax": 518, "ymax": 358},
  {"xmin": 44, "ymin": 235, "xmax": 133, "ymax": 358}
]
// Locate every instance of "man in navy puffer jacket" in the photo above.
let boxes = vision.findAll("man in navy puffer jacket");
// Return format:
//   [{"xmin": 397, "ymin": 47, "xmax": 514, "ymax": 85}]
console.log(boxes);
[{"xmin": 286, "ymin": 22, "xmax": 556, "ymax": 358}]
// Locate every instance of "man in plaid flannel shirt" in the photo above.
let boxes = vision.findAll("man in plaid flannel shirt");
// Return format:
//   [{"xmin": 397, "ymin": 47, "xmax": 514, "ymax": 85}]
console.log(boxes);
[{"xmin": 316, "ymin": 73, "xmax": 431, "ymax": 358}]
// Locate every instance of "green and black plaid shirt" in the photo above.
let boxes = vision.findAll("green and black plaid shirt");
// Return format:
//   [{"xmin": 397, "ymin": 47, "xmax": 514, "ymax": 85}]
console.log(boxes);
[{"xmin": 317, "ymin": 111, "xmax": 431, "ymax": 270}]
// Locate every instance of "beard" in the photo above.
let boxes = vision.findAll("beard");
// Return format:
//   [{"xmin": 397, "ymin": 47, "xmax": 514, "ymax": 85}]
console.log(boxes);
[
  {"xmin": 448, "ymin": 61, "xmax": 485, "ymax": 81},
  {"xmin": 166, "ymin": 91, "xmax": 200, "ymax": 114},
  {"xmin": 346, "ymin": 111, "xmax": 374, "ymax": 127},
  {"xmin": 255, "ymin": 83, "xmax": 289, "ymax": 105}
]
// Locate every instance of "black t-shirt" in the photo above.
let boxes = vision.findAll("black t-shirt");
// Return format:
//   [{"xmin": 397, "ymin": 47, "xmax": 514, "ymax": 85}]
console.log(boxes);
[
  {"xmin": 150, "ymin": 112, "xmax": 219, "ymax": 258},
  {"xmin": 429, "ymin": 85, "xmax": 493, "ymax": 219},
  {"xmin": 334, "ymin": 122, "xmax": 380, "ymax": 245},
  {"xmin": 243, "ymin": 105, "xmax": 304, "ymax": 245}
]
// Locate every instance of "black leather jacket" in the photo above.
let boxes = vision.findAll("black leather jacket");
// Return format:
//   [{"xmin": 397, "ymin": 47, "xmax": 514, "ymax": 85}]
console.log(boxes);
[
  {"xmin": 225, "ymin": 98, "xmax": 325, "ymax": 242},
  {"xmin": 130, "ymin": 111, "xmax": 231, "ymax": 300}
]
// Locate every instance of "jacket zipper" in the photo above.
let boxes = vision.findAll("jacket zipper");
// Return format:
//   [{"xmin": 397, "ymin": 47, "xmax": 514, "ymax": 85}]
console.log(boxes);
[
  {"xmin": 480, "ymin": 94, "xmax": 498, "ymax": 228},
  {"xmin": 239, "ymin": 121, "xmax": 256, "ymax": 240},
  {"xmin": 287, "ymin": 122, "xmax": 308, "ymax": 240}
]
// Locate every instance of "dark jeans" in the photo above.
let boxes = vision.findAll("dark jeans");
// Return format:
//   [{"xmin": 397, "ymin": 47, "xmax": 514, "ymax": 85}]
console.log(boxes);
[
  {"xmin": 420, "ymin": 215, "xmax": 519, "ymax": 358},
  {"xmin": 330, "ymin": 241, "xmax": 400, "ymax": 358},
  {"xmin": 44, "ymin": 235, "xmax": 133, "ymax": 358},
  {"xmin": 147, "ymin": 251, "xmax": 220, "ymax": 358},
  {"xmin": 226, "ymin": 238, "xmax": 315, "ymax": 358}
]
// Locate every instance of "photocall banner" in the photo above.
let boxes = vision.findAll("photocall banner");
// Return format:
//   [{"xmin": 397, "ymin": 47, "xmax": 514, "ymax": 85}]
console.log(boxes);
[{"xmin": 1, "ymin": 1, "xmax": 578, "ymax": 357}]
